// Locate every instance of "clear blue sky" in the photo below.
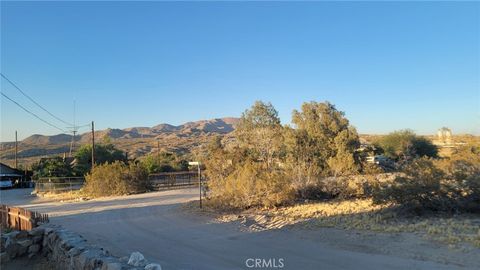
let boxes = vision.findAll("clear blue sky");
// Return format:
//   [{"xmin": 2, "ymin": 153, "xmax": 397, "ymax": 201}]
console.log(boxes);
[{"xmin": 1, "ymin": 1, "xmax": 479, "ymax": 141}]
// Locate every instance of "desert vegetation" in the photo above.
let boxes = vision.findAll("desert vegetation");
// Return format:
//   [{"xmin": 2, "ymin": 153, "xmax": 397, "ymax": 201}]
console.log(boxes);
[
  {"xmin": 203, "ymin": 100, "xmax": 479, "ymax": 216},
  {"xmin": 140, "ymin": 152, "xmax": 189, "ymax": 174},
  {"xmin": 29, "ymin": 140, "xmax": 128, "ymax": 179},
  {"xmin": 83, "ymin": 161, "xmax": 150, "ymax": 197}
]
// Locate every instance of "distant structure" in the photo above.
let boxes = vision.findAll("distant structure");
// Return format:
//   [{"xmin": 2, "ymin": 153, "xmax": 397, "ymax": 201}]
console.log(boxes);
[{"xmin": 437, "ymin": 127, "xmax": 453, "ymax": 145}]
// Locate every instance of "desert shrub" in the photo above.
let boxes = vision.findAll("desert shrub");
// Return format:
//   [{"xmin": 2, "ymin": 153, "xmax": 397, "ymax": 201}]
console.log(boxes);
[
  {"xmin": 434, "ymin": 145, "xmax": 480, "ymax": 212},
  {"xmin": 372, "ymin": 156, "xmax": 480, "ymax": 213},
  {"xmin": 320, "ymin": 173, "xmax": 397, "ymax": 199},
  {"xmin": 140, "ymin": 152, "xmax": 189, "ymax": 174},
  {"xmin": 375, "ymin": 130, "xmax": 438, "ymax": 161},
  {"xmin": 372, "ymin": 158, "xmax": 443, "ymax": 211},
  {"xmin": 214, "ymin": 161, "xmax": 295, "ymax": 208},
  {"xmin": 83, "ymin": 161, "xmax": 150, "ymax": 197},
  {"xmin": 361, "ymin": 162, "xmax": 386, "ymax": 175},
  {"xmin": 203, "ymin": 137, "xmax": 236, "ymax": 197}
]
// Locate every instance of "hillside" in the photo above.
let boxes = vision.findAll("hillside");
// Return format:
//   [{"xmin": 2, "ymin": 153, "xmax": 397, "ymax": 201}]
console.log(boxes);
[{"xmin": 0, "ymin": 118, "xmax": 239, "ymax": 166}]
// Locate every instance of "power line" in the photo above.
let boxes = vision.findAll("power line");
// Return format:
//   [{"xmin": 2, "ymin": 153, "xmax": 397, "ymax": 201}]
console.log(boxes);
[
  {"xmin": 66, "ymin": 123, "xmax": 91, "ymax": 129},
  {"xmin": 1, "ymin": 73, "xmax": 73, "ymax": 126},
  {"xmin": 1, "ymin": 92, "xmax": 66, "ymax": 133}
]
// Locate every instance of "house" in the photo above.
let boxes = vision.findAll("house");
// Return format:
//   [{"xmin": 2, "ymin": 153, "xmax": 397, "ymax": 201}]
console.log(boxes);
[{"xmin": 0, "ymin": 162, "xmax": 25, "ymax": 188}]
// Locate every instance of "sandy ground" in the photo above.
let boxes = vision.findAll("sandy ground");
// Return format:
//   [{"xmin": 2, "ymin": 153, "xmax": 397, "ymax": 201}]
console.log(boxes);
[{"xmin": 1, "ymin": 188, "xmax": 479, "ymax": 270}]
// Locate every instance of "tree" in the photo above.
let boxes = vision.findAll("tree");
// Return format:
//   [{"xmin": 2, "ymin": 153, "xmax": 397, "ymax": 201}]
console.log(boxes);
[
  {"xmin": 234, "ymin": 101, "xmax": 284, "ymax": 169},
  {"xmin": 287, "ymin": 101, "xmax": 360, "ymax": 178},
  {"xmin": 284, "ymin": 127, "xmax": 323, "ymax": 195},
  {"xmin": 31, "ymin": 157, "xmax": 73, "ymax": 179},
  {"xmin": 376, "ymin": 130, "xmax": 438, "ymax": 161},
  {"xmin": 203, "ymin": 136, "xmax": 236, "ymax": 200},
  {"xmin": 74, "ymin": 143, "xmax": 127, "ymax": 175},
  {"xmin": 140, "ymin": 152, "xmax": 189, "ymax": 174},
  {"xmin": 206, "ymin": 101, "xmax": 294, "ymax": 208}
]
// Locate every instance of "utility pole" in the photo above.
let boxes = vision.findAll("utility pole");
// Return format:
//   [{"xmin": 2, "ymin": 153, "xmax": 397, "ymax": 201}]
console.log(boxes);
[
  {"xmin": 91, "ymin": 121, "xmax": 95, "ymax": 170},
  {"xmin": 69, "ymin": 100, "xmax": 77, "ymax": 157},
  {"xmin": 14, "ymin": 131, "xmax": 18, "ymax": 169},
  {"xmin": 69, "ymin": 130, "xmax": 77, "ymax": 157}
]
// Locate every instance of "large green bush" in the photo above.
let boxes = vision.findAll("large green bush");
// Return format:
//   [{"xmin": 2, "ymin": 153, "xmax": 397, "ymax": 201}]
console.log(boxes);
[
  {"xmin": 74, "ymin": 142, "xmax": 127, "ymax": 176},
  {"xmin": 140, "ymin": 152, "xmax": 189, "ymax": 174},
  {"xmin": 83, "ymin": 161, "xmax": 150, "ymax": 197},
  {"xmin": 375, "ymin": 130, "xmax": 438, "ymax": 161},
  {"xmin": 31, "ymin": 157, "xmax": 73, "ymax": 179}
]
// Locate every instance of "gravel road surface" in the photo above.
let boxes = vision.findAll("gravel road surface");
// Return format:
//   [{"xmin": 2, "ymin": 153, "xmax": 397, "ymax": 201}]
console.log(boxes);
[{"xmin": 1, "ymin": 188, "xmax": 475, "ymax": 270}]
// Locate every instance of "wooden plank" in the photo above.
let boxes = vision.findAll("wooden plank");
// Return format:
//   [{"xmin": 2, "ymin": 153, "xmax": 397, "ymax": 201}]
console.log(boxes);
[{"xmin": 0, "ymin": 204, "xmax": 49, "ymax": 231}]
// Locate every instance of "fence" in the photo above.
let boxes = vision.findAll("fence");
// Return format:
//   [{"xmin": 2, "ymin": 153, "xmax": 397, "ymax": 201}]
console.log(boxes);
[
  {"xmin": 34, "ymin": 177, "xmax": 85, "ymax": 194},
  {"xmin": 33, "ymin": 172, "xmax": 205, "ymax": 193},
  {"xmin": 149, "ymin": 171, "xmax": 205, "ymax": 189},
  {"xmin": 0, "ymin": 205, "xmax": 49, "ymax": 231}
]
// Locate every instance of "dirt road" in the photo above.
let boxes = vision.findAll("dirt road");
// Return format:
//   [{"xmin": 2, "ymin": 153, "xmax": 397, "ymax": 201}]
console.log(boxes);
[{"xmin": 1, "ymin": 188, "xmax": 477, "ymax": 270}]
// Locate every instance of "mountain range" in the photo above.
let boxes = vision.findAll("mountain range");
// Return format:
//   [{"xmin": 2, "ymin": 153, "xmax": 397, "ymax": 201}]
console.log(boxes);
[{"xmin": 0, "ymin": 118, "xmax": 239, "ymax": 166}]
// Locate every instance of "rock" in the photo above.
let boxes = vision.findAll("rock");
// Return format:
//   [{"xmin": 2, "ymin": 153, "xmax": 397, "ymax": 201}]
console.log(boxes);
[
  {"xmin": 1, "ymin": 227, "xmax": 158, "ymax": 270},
  {"xmin": 0, "ymin": 251, "xmax": 9, "ymax": 262},
  {"xmin": 128, "ymin": 251, "xmax": 146, "ymax": 267},
  {"xmin": 33, "ymin": 235, "xmax": 43, "ymax": 244},
  {"xmin": 76, "ymin": 249, "xmax": 105, "ymax": 269},
  {"xmin": 101, "ymin": 262, "xmax": 123, "ymax": 270},
  {"xmin": 4, "ymin": 236, "xmax": 14, "ymax": 249},
  {"xmin": 5, "ymin": 243, "xmax": 20, "ymax": 258},
  {"xmin": 15, "ymin": 231, "xmax": 28, "ymax": 239},
  {"xmin": 4, "ymin": 231, "xmax": 19, "ymax": 239},
  {"xmin": 0, "ymin": 237, "xmax": 6, "ymax": 252},
  {"xmin": 29, "ymin": 227, "xmax": 45, "ymax": 237},
  {"xmin": 77, "ymin": 250, "xmax": 92, "ymax": 269},
  {"xmin": 43, "ymin": 227, "xmax": 55, "ymax": 236},
  {"xmin": 100, "ymin": 247, "xmax": 110, "ymax": 256},
  {"xmin": 145, "ymin": 263, "xmax": 162, "ymax": 270},
  {"xmin": 17, "ymin": 239, "xmax": 33, "ymax": 247},
  {"xmin": 28, "ymin": 244, "xmax": 41, "ymax": 254},
  {"xmin": 18, "ymin": 245, "xmax": 28, "ymax": 256},
  {"xmin": 67, "ymin": 247, "xmax": 83, "ymax": 257}
]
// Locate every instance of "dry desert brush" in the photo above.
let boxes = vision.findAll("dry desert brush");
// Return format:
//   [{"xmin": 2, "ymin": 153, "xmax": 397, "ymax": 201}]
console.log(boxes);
[{"xmin": 83, "ymin": 161, "xmax": 151, "ymax": 197}]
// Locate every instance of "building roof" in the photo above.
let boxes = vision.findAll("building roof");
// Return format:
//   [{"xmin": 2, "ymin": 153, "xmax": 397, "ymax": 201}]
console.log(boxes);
[{"xmin": 0, "ymin": 163, "xmax": 23, "ymax": 176}]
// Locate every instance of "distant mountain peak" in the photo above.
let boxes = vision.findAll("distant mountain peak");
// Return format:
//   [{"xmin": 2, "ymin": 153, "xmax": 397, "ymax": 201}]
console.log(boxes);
[{"xmin": 1, "ymin": 117, "xmax": 241, "ymax": 164}]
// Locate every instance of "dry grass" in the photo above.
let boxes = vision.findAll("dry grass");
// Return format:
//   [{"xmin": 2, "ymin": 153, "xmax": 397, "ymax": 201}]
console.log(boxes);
[
  {"xmin": 36, "ymin": 190, "xmax": 88, "ymax": 202},
  {"xmin": 193, "ymin": 198, "xmax": 480, "ymax": 248},
  {"xmin": 274, "ymin": 199, "xmax": 480, "ymax": 247}
]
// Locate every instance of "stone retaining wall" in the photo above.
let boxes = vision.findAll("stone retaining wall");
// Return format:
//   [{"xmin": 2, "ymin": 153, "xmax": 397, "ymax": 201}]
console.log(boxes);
[{"xmin": 1, "ymin": 225, "xmax": 161, "ymax": 270}]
